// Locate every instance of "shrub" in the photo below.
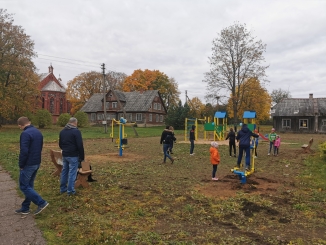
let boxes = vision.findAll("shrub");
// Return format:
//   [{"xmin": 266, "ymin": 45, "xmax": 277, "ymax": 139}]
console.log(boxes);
[
  {"xmin": 35, "ymin": 109, "xmax": 52, "ymax": 128},
  {"xmin": 74, "ymin": 111, "xmax": 89, "ymax": 128},
  {"xmin": 56, "ymin": 113, "xmax": 71, "ymax": 127},
  {"xmin": 318, "ymin": 141, "xmax": 326, "ymax": 159}
]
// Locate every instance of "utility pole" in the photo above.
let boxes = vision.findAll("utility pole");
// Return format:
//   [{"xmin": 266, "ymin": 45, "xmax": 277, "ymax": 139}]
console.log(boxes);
[
  {"xmin": 185, "ymin": 90, "xmax": 187, "ymax": 105},
  {"xmin": 101, "ymin": 63, "xmax": 107, "ymax": 133}
]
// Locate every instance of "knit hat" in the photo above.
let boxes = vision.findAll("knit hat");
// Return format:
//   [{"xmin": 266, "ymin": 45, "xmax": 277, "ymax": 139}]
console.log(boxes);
[{"xmin": 211, "ymin": 141, "xmax": 218, "ymax": 148}]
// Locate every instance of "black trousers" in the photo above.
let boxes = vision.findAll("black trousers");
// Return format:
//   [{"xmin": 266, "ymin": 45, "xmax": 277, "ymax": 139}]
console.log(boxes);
[{"xmin": 229, "ymin": 141, "xmax": 236, "ymax": 156}]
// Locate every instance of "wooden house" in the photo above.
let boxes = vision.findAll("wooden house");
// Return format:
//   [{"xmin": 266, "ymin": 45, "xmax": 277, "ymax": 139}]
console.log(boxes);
[
  {"xmin": 271, "ymin": 94, "xmax": 326, "ymax": 133},
  {"xmin": 80, "ymin": 89, "xmax": 167, "ymax": 126},
  {"xmin": 38, "ymin": 65, "xmax": 71, "ymax": 123}
]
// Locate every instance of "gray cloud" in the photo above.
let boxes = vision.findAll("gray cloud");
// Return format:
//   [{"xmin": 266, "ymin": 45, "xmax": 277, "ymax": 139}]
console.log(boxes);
[{"xmin": 2, "ymin": 0, "xmax": 325, "ymax": 104}]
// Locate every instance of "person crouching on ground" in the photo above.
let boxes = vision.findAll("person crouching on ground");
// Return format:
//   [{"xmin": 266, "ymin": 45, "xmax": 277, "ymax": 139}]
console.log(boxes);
[
  {"xmin": 210, "ymin": 141, "xmax": 220, "ymax": 181},
  {"xmin": 236, "ymin": 124, "xmax": 259, "ymax": 171}
]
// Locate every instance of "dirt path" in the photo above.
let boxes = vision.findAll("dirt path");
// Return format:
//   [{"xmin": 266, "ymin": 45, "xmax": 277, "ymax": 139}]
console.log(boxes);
[{"xmin": 0, "ymin": 165, "xmax": 46, "ymax": 245}]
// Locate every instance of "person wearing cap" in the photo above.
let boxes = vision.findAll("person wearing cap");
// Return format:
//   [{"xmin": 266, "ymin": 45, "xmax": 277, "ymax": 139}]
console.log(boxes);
[
  {"xmin": 236, "ymin": 124, "xmax": 259, "ymax": 171},
  {"xmin": 189, "ymin": 125, "xmax": 196, "ymax": 155},
  {"xmin": 268, "ymin": 128, "xmax": 277, "ymax": 156},
  {"xmin": 210, "ymin": 141, "xmax": 220, "ymax": 180}
]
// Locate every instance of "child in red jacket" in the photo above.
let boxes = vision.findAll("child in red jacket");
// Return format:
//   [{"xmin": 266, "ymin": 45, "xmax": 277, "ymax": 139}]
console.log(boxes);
[{"xmin": 210, "ymin": 141, "xmax": 220, "ymax": 181}]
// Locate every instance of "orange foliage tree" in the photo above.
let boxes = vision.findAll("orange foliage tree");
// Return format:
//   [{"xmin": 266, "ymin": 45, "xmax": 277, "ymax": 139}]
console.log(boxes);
[
  {"xmin": 0, "ymin": 9, "xmax": 40, "ymax": 122},
  {"xmin": 188, "ymin": 97, "xmax": 206, "ymax": 118},
  {"xmin": 226, "ymin": 78, "xmax": 271, "ymax": 123},
  {"xmin": 122, "ymin": 69, "xmax": 180, "ymax": 110}
]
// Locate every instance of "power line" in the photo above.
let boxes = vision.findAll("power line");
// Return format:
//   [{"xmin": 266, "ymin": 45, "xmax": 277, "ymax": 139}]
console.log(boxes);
[
  {"xmin": 37, "ymin": 53, "xmax": 100, "ymax": 66},
  {"xmin": 35, "ymin": 57, "xmax": 100, "ymax": 68}
]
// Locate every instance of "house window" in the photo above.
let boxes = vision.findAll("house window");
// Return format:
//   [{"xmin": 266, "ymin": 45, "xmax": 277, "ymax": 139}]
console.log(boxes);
[
  {"xmin": 91, "ymin": 113, "xmax": 96, "ymax": 121},
  {"xmin": 129, "ymin": 114, "xmax": 133, "ymax": 122},
  {"xmin": 149, "ymin": 114, "xmax": 152, "ymax": 122},
  {"xmin": 105, "ymin": 102, "xmax": 110, "ymax": 109},
  {"xmin": 158, "ymin": 104, "xmax": 161, "ymax": 110},
  {"xmin": 160, "ymin": 115, "xmax": 163, "ymax": 122},
  {"xmin": 282, "ymin": 119, "xmax": 291, "ymax": 128},
  {"xmin": 112, "ymin": 102, "xmax": 117, "ymax": 108},
  {"xmin": 97, "ymin": 114, "xmax": 103, "ymax": 120},
  {"xmin": 153, "ymin": 103, "xmax": 157, "ymax": 110},
  {"xmin": 156, "ymin": 114, "xmax": 159, "ymax": 122},
  {"xmin": 136, "ymin": 113, "xmax": 142, "ymax": 121},
  {"xmin": 322, "ymin": 120, "xmax": 326, "ymax": 126},
  {"xmin": 60, "ymin": 99, "xmax": 63, "ymax": 114},
  {"xmin": 299, "ymin": 119, "xmax": 308, "ymax": 128}
]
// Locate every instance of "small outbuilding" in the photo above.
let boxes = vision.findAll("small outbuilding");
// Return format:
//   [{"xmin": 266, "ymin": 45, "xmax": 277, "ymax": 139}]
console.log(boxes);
[{"xmin": 271, "ymin": 94, "xmax": 326, "ymax": 133}]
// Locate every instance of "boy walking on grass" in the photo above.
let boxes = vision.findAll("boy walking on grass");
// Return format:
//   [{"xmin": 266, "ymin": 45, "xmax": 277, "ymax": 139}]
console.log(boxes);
[{"xmin": 210, "ymin": 142, "xmax": 220, "ymax": 181}]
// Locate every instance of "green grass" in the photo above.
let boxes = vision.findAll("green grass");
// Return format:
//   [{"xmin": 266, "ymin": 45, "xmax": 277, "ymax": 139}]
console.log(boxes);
[{"xmin": 1, "ymin": 125, "xmax": 326, "ymax": 244}]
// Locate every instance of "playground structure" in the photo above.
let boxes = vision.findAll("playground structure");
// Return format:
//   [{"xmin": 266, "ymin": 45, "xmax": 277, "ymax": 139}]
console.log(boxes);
[
  {"xmin": 230, "ymin": 111, "xmax": 257, "ymax": 184},
  {"xmin": 185, "ymin": 111, "xmax": 228, "ymax": 142},
  {"xmin": 110, "ymin": 117, "xmax": 130, "ymax": 156}
]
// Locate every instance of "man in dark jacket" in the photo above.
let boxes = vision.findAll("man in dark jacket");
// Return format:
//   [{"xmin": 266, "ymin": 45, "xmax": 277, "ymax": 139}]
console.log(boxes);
[
  {"xmin": 160, "ymin": 126, "xmax": 175, "ymax": 163},
  {"xmin": 226, "ymin": 127, "xmax": 236, "ymax": 157},
  {"xmin": 15, "ymin": 117, "xmax": 49, "ymax": 215},
  {"xmin": 59, "ymin": 117, "xmax": 85, "ymax": 195},
  {"xmin": 236, "ymin": 124, "xmax": 259, "ymax": 171}
]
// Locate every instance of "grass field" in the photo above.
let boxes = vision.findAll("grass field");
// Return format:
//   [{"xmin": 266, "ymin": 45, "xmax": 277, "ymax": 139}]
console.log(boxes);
[{"xmin": 0, "ymin": 125, "xmax": 326, "ymax": 244}]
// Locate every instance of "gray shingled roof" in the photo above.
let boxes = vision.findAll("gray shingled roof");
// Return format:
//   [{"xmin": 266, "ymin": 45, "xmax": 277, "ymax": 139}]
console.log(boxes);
[
  {"xmin": 80, "ymin": 90, "xmax": 162, "ymax": 113},
  {"xmin": 271, "ymin": 97, "xmax": 326, "ymax": 116},
  {"xmin": 80, "ymin": 93, "xmax": 104, "ymax": 112}
]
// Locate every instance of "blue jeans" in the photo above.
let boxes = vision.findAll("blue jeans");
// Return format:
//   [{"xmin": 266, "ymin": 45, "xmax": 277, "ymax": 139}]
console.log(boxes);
[
  {"xmin": 19, "ymin": 165, "xmax": 46, "ymax": 211},
  {"xmin": 60, "ymin": 156, "xmax": 79, "ymax": 195},
  {"xmin": 212, "ymin": 164, "xmax": 218, "ymax": 178},
  {"xmin": 237, "ymin": 146, "xmax": 251, "ymax": 168},
  {"xmin": 190, "ymin": 140, "xmax": 195, "ymax": 154},
  {"xmin": 163, "ymin": 144, "xmax": 172, "ymax": 162},
  {"xmin": 269, "ymin": 141, "xmax": 275, "ymax": 154}
]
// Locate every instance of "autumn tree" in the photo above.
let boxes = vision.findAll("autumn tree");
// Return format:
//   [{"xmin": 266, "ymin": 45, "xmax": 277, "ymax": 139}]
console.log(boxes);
[
  {"xmin": 122, "ymin": 69, "xmax": 180, "ymax": 110},
  {"xmin": 271, "ymin": 88, "xmax": 291, "ymax": 104},
  {"xmin": 0, "ymin": 9, "xmax": 39, "ymax": 123},
  {"xmin": 204, "ymin": 22, "xmax": 269, "ymax": 126},
  {"xmin": 226, "ymin": 78, "xmax": 272, "ymax": 124},
  {"xmin": 66, "ymin": 71, "xmax": 127, "ymax": 114},
  {"xmin": 188, "ymin": 97, "xmax": 205, "ymax": 118}
]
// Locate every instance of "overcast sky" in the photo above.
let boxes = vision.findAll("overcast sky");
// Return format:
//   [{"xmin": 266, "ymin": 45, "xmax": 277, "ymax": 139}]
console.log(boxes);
[{"xmin": 2, "ymin": 0, "xmax": 326, "ymax": 104}]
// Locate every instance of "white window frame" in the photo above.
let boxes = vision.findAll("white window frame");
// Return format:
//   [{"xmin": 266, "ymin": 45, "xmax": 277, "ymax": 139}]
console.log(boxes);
[
  {"xmin": 156, "ymin": 114, "xmax": 159, "ymax": 122},
  {"xmin": 97, "ymin": 114, "xmax": 103, "ymax": 120},
  {"xmin": 153, "ymin": 103, "xmax": 157, "ymax": 110},
  {"xmin": 136, "ymin": 113, "xmax": 142, "ymax": 121},
  {"xmin": 157, "ymin": 103, "xmax": 161, "ymax": 110},
  {"xmin": 282, "ymin": 119, "xmax": 291, "ymax": 128},
  {"xmin": 160, "ymin": 115, "xmax": 163, "ymax": 122},
  {"xmin": 322, "ymin": 119, "xmax": 326, "ymax": 126},
  {"xmin": 299, "ymin": 119, "xmax": 308, "ymax": 129},
  {"xmin": 112, "ymin": 102, "xmax": 117, "ymax": 108},
  {"xmin": 91, "ymin": 113, "xmax": 96, "ymax": 121},
  {"xmin": 149, "ymin": 114, "xmax": 152, "ymax": 122}
]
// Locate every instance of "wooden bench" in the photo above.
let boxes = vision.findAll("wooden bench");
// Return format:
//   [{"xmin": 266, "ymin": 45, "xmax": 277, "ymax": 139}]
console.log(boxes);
[
  {"xmin": 75, "ymin": 161, "xmax": 93, "ymax": 188},
  {"xmin": 302, "ymin": 138, "xmax": 313, "ymax": 153},
  {"xmin": 50, "ymin": 149, "xmax": 63, "ymax": 176}
]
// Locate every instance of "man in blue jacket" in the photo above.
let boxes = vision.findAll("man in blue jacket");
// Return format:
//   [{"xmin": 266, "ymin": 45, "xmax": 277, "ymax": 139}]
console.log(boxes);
[
  {"xmin": 236, "ymin": 124, "xmax": 259, "ymax": 171},
  {"xmin": 16, "ymin": 117, "xmax": 49, "ymax": 215},
  {"xmin": 59, "ymin": 117, "xmax": 85, "ymax": 195}
]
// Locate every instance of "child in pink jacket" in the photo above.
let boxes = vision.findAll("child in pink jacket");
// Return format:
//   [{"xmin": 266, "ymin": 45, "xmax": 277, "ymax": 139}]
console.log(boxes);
[{"xmin": 274, "ymin": 135, "xmax": 281, "ymax": 156}]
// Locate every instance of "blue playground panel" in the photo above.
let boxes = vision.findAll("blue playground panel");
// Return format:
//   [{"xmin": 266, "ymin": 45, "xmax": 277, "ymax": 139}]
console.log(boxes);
[
  {"xmin": 243, "ymin": 111, "xmax": 256, "ymax": 119},
  {"xmin": 214, "ymin": 111, "xmax": 227, "ymax": 118}
]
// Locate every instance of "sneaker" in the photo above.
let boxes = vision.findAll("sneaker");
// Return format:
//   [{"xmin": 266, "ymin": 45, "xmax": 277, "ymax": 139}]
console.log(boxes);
[
  {"xmin": 212, "ymin": 177, "xmax": 218, "ymax": 181},
  {"xmin": 190, "ymin": 154, "xmax": 194, "ymax": 156},
  {"xmin": 15, "ymin": 208, "xmax": 30, "ymax": 215},
  {"xmin": 254, "ymin": 156, "xmax": 257, "ymax": 158},
  {"xmin": 229, "ymin": 156, "xmax": 232, "ymax": 157},
  {"xmin": 34, "ymin": 202, "xmax": 49, "ymax": 215}
]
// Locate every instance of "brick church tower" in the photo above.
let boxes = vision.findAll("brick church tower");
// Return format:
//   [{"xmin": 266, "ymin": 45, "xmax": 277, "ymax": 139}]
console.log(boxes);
[{"xmin": 38, "ymin": 65, "xmax": 71, "ymax": 123}]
